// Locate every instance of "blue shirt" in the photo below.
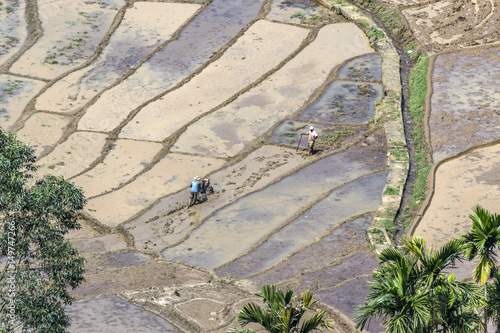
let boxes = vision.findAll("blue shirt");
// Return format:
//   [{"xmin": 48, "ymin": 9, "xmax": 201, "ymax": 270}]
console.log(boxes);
[{"xmin": 191, "ymin": 180, "xmax": 200, "ymax": 192}]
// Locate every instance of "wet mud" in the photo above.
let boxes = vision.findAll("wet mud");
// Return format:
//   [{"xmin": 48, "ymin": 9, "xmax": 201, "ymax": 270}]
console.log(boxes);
[
  {"xmin": 16, "ymin": 112, "xmax": 72, "ymax": 157},
  {"xmin": 66, "ymin": 296, "xmax": 178, "ymax": 333},
  {"xmin": 270, "ymin": 120, "xmax": 366, "ymax": 151},
  {"xmin": 118, "ymin": 20, "xmax": 309, "ymax": 142},
  {"xmin": 0, "ymin": 0, "xmax": 26, "ymax": 66},
  {"xmin": 0, "ymin": 75, "xmax": 45, "ymax": 130},
  {"xmin": 35, "ymin": 2, "xmax": 201, "ymax": 113},
  {"xmin": 402, "ymin": 0, "xmax": 500, "ymax": 49},
  {"xmin": 337, "ymin": 54, "xmax": 382, "ymax": 81},
  {"xmin": 315, "ymin": 279, "xmax": 384, "ymax": 333},
  {"xmin": 85, "ymin": 154, "xmax": 225, "ymax": 227},
  {"xmin": 429, "ymin": 47, "xmax": 500, "ymax": 162},
  {"xmin": 78, "ymin": 0, "xmax": 265, "ymax": 132},
  {"xmin": 10, "ymin": 0, "xmax": 124, "ymax": 79},
  {"xmin": 172, "ymin": 23, "xmax": 374, "ymax": 157},
  {"xmin": 246, "ymin": 215, "xmax": 372, "ymax": 285},
  {"xmin": 35, "ymin": 131, "xmax": 108, "ymax": 179},
  {"xmin": 161, "ymin": 142, "xmax": 386, "ymax": 269},
  {"xmin": 7, "ymin": 0, "xmax": 497, "ymax": 331},
  {"xmin": 299, "ymin": 81, "xmax": 383, "ymax": 124},
  {"xmin": 125, "ymin": 146, "xmax": 310, "ymax": 252},
  {"xmin": 216, "ymin": 172, "xmax": 387, "ymax": 279},
  {"xmin": 267, "ymin": 0, "xmax": 339, "ymax": 25},
  {"xmin": 415, "ymin": 143, "xmax": 500, "ymax": 248},
  {"xmin": 71, "ymin": 140, "xmax": 163, "ymax": 198}
]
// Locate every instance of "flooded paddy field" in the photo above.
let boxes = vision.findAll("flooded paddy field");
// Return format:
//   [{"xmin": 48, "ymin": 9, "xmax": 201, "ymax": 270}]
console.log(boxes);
[
  {"xmin": 428, "ymin": 47, "xmax": 500, "ymax": 163},
  {"xmin": 67, "ymin": 296, "xmax": 179, "ymax": 332},
  {"xmin": 2, "ymin": 0, "xmax": 498, "ymax": 331}
]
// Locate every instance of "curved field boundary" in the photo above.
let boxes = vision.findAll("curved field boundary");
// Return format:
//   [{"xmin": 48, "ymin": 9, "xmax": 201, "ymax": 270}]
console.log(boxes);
[
  {"xmin": 409, "ymin": 44, "xmax": 500, "ymax": 239},
  {"xmin": 315, "ymin": 0, "xmax": 407, "ymax": 253}
]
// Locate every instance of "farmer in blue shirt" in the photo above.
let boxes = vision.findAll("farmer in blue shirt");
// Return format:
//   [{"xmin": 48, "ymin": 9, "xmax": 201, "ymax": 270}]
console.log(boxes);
[{"xmin": 189, "ymin": 176, "xmax": 200, "ymax": 207}]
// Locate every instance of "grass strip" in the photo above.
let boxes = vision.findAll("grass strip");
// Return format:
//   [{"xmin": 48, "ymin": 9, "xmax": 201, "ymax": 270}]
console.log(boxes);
[{"xmin": 402, "ymin": 56, "xmax": 431, "ymax": 230}]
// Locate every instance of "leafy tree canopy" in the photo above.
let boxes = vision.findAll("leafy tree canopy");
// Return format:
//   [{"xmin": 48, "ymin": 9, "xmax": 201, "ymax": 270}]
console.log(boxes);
[
  {"xmin": 229, "ymin": 284, "xmax": 334, "ymax": 333},
  {"xmin": 0, "ymin": 128, "xmax": 86, "ymax": 332}
]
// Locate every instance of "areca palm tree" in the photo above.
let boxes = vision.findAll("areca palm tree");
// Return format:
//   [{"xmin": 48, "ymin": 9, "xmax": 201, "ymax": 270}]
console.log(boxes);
[
  {"xmin": 356, "ymin": 236, "xmax": 483, "ymax": 333},
  {"xmin": 228, "ymin": 285, "xmax": 334, "ymax": 333},
  {"xmin": 486, "ymin": 273, "xmax": 500, "ymax": 332},
  {"xmin": 462, "ymin": 205, "xmax": 500, "ymax": 332}
]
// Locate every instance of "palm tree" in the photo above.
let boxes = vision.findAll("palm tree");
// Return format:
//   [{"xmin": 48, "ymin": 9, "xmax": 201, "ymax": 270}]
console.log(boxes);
[
  {"xmin": 356, "ymin": 236, "xmax": 483, "ymax": 333},
  {"xmin": 462, "ymin": 205, "xmax": 500, "ymax": 332},
  {"xmin": 486, "ymin": 273, "xmax": 500, "ymax": 332},
  {"xmin": 228, "ymin": 285, "xmax": 334, "ymax": 333}
]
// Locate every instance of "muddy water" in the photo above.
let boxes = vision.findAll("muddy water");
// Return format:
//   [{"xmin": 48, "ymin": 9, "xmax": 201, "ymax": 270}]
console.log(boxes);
[
  {"xmin": 247, "ymin": 216, "xmax": 372, "ymax": 286},
  {"xmin": 173, "ymin": 23, "xmax": 374, "ymax": 157},
  {"xmin": 16, "ymin": 112, "xmax": 71, "ymax": 157},
  {"xmin": 35, "ymin": 131, "xmax": 108, "ymax": 179},
  {"xmin": 267, "ymin": 0, "xmax": 335, "ymax": 24},
  {"xmin": 78, "ymin": 0, "xmax": 265, "ymax": 132},
  {"xmin": 161, "ymin": 143, "xmax": 386, "ymax": 269},
  {"xmin": 119, "ymin": 20, "xmax": 309, "ymax": 142},
  {"xmin": 35, "ymin": 2, "xmax": 201, "ymax": 113},
  {"xmin": 286, "ymin": 253, "xmax": 378, "ymax": 292},
  {"xmin": 99, "ymin": 252, "xmax": 151, "ymax": 268},
  {"xmin": 270, "ymin": 120, "xmax": 328, "ymax": 147},
  {"xmin": 72, "ymin": 234, "xmax": 127, "ymax": 254},
  {"xmin": 125, "ymin": 146, "xmax": 309, "ymax": 252},
  {"xmin": 337, "ymin": 54, "xmax": 382, "ymax": 81},
  {"xmin": 0, "ymin": 0, "xmax": 26, "ymax": 66},
  {"xmin": 66, "ymin": 296, "xmax": 179, "ymax": 332},
  {"xmin": 429, "ymin": 47, "xmax": 500, "ymax": 162},
  {"xmin": 71, "ymin": 140, "xmax": 163, "ymax": 198},
  {"xmin": 84, "ymin": 154, "xmax": 225, "ymax": 227},
  {"xmin": 315, "ymin": 279, "xmax": 384, "ymax": 333},
  {"xmin": 414, "ymin": 144, "xmax": 500, "ymax": 248},
  {"xmin": 216, "ymin": 172, "xmax": 387, "ymax": 278},
  {"xmin": 10, "ymin": 0, "xmax": 124, "ymax": 79},
  {"xmin": 0, "ymin": 75, "xmax": 45, "ymax": 130},
  {"xmin": 299, "ymin": 81, "xmax": 382, "ymax": 124}
]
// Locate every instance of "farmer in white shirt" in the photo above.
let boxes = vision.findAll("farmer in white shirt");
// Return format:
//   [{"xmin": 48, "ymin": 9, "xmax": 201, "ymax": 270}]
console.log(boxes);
[{"xmin": 303, "ymin": 126, "xmax": 318, "ymax": 155}]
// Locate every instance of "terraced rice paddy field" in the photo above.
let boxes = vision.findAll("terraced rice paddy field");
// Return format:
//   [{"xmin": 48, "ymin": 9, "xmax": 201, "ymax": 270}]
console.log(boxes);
[{"xmin": 1, "ymin": 0, "xmax": 498, "ymax": 331}]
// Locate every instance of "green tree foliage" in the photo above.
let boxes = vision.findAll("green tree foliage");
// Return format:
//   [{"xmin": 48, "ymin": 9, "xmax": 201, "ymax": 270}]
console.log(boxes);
[
  {"xmin": 462, "ymin": 205, "xmax": 500, "ymax": 332},
  {"xmin": 462, "ymin": 205, "xmax": 500, "ymax": 285},
  {"xmin": 486, "ymin": 273, "xmax": 500, "ymax": 332},
  {"xmin": 355, "ymin": 236, "xmax": 483, "ymax": 333},
  {"xmin": 0, "ymin": 128, "xmax": 86, "ymax": 332},
  {"xmin": 228, "ymin": 284, "xmax": 334, "ymax": 333}
]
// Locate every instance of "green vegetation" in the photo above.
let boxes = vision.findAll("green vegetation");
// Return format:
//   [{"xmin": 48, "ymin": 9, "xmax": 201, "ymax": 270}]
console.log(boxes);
[
  {"xmin": 402, "ymin": 56, "xmax": 430, "ymax": 230},
  {"xmin": 291, "ymin": 12, "xmax": 305, "ymax": 20},
  {"xmin": 391, "ymin": 148, "xmax": 408, "ymax": 161},
  {"xmin": 78, "ymin": 11, "xmax": 90, "ymax": 19},
  {"xmin": 356, "ymin": 236, "xmax": 484, "ymax": 332},
  {"xmin": 229, "ymin": 285, "xmax": 334, "ymax": 332},
  {"xmin": 384, "ymin": 186, "xmax": 400, "ymax": 196},
  {"xmin": 0, "ymin": 128, "xmax": 86, "ymax": 332},
  {"xmin": 358, "ymin": 20, "xmax": 369, "ymax": 28},
  {"xmin": 381, "ymin": 219, "xmax": 397, "ymax": 237},
  {"xmin": 359, "ymin": 206, "xmax": 500, "ymax": 333},
  {"xmin": 462, "ymin": 205, "xmax": 500, "ymax": 330},
  {"xmin": 339, "ymin": 0, "xmax": 421, "ymax": 59},
  {"xmin": 322, "ymin": 128, "xmax": 355, "ymax": 143},
  {"xmin": 367, "ymin": 27, "xmax": 384, "ymax": 41},
  {"xmin": 291, "ymin": 125, "xmax": 306, "ymax": 131},
  {"xmin": 0, "ymin": 80, "xmax": 23, "ymax": 103},
  {"xmin": 368, "ymin": 228, "xmax": 385, "ymax": 244}
]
